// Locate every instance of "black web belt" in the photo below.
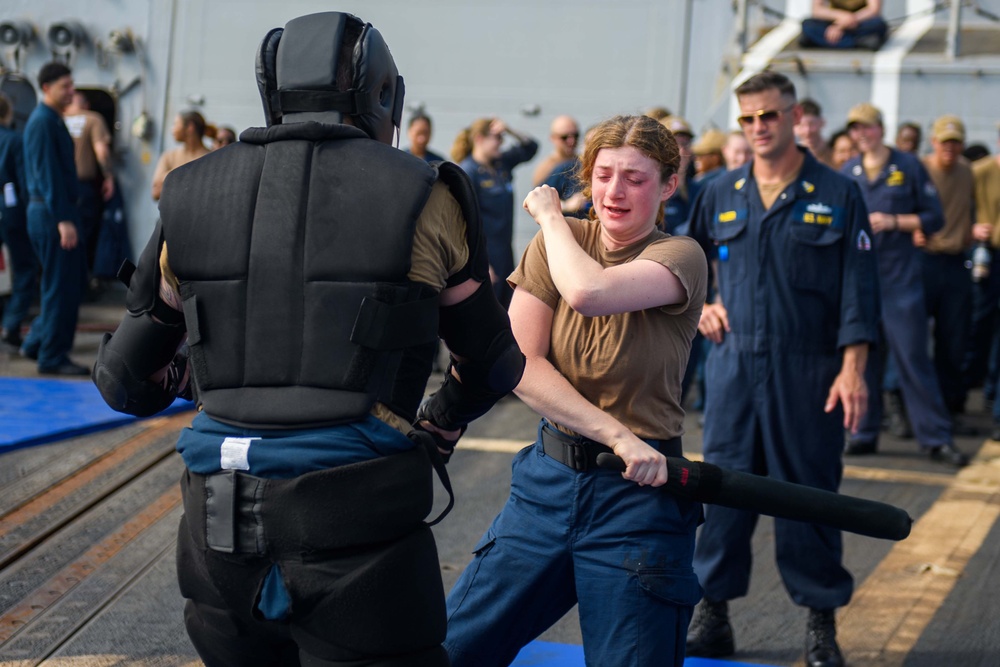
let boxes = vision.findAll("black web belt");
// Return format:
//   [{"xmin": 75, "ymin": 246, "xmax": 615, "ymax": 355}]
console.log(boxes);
[{"xmin": 539, "ymin": 422, "xmax": 682, "ymax": 472}]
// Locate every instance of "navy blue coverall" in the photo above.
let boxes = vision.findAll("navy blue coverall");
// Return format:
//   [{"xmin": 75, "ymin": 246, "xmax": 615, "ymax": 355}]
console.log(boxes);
[
  {"xmin": 459, "ymin": 138, "xmax": 537, "ymax": 306},
  {"xmin": 689, "ymin": 149, "xmax": 879, "ymax": 609},
  {"xmin": 841, "ymin": 149, "xmax": 952, "ymax": 448},
  {"xmin": 22, "ymin": 102, "xmax": 84, "ymax": 370},
  {"xmin": 0, "ymin": 123, "xmax": 37, "ymax": 339}
]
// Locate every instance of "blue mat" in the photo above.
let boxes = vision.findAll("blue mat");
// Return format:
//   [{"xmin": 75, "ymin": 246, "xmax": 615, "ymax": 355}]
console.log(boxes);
[
  {"xmin": 0, "ymin": 377, "xmax": 193, "ymax": 450},
  {"xmin": 513, "ymin": 641, "xmax": 778, "ymax": 666}
]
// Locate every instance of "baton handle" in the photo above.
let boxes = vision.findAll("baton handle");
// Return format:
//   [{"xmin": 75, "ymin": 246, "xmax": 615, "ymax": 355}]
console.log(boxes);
[{"xmin": 595, "ymin": 453, "xmax": 911, "ymax": 541}]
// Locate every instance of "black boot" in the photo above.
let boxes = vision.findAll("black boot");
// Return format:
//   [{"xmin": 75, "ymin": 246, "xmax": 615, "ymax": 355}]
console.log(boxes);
[
  {"xmin": 928, "ymin": 442, "xmax": 969, "ymax": 467},
  {"xmin": 805, "ymin": 609, "xmax": 844, "ymax": 667},
  {"xmin": 686, "ymin": 598, "xmax": 735, "ymax": 658},
  {"xmin": 885, "ymin": 390, "xmax": 913, "ymax": 439}
]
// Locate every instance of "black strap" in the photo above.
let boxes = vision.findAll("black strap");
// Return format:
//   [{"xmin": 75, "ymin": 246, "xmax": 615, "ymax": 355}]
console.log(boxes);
[
  {"xmin": 204, "ymin": 471, "xmax": 237, "ymax": 553},
  {"xmin": 540, "ymin": 423, "xmax": 683, "ymax": 471},
  {"xmin": 275, "ymin": 88, "xmax": 371, "ymax": 115},
  {"xmin": 540, "ymin": 425, "xmax": 613, "ymax": 472},
  {"xmin": 407, "ymin": 430, "xmax": 455, "ymax": 526},
  {"xmin": 117, "ymin": 259, "xmax": 136, "ymax": 287}
]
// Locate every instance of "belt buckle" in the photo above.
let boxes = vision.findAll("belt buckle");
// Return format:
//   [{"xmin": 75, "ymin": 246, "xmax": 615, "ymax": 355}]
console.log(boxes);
[{"xmin": 568, "ymin": 441, "xmax": 588, "ymax": 471}]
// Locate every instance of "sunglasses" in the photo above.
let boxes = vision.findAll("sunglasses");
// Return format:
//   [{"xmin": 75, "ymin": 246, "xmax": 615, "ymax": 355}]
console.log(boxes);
[
  {"xmin": 737, "ymin": 104, "xmax": 795, "ymax": 128},
  {"xmin": 554, "ymin": 133, "xmax": 579, "ymax": 141}
]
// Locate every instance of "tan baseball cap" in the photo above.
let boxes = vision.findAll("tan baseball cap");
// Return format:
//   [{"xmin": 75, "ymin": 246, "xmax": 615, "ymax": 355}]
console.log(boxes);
[
  {"xmin": 661, "ymin": 115, "xmax": 693, "ymax": 137},
  {"xmin": 847, "ymin": 102, "xmax": 882, "ymax": 127},
  {"xmin": 931, "ymin": 115, "xmax": 965, "ymax": 143},
  {"xmin": 692, "ymin": 128, "xmax": 728, "ymax": 155}
]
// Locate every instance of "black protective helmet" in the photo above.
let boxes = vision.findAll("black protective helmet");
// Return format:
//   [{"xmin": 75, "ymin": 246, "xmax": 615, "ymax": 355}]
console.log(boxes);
[{"xmin": 255, "ymin": 12, "xmax": 404, "ymax": 143}]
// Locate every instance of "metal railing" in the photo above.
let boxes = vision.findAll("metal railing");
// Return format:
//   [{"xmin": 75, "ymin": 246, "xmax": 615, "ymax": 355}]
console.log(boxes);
[{"xmin": 733, "ymin": 0, "xmax": 1000, "ymax": 58}]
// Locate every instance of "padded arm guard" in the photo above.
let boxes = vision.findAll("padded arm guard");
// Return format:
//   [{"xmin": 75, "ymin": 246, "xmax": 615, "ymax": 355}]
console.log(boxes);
[
  {"xmin": 92, "ymin": 221, "xmax": 189, "ymax": 417},
  {"xmin": 93, "ymin": 312, "xmax": 188, "ymax": 417},
  {"xmin": 417, "ymin": 281, "xmax": 524, "ymax": 431}
]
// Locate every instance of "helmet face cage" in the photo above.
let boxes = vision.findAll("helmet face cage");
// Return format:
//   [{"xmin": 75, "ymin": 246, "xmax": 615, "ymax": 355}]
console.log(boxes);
[{"xmin": 254, "ymin": 12, "xmax": 404, "ymax": 143}]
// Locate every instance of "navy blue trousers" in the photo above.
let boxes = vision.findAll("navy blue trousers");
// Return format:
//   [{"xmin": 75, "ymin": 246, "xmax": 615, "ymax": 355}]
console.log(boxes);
[
  {"xmin": 856, "ymin": 252, "xmax": 953, "ymax": 446},
  {"xmin": 446, "ymin": 421, "xmax": 702, "ymax": 667},
  {"xmin": 0, "ymin": 206, "xmax": 37, "ymax": 335},
  {"xmin": 22, "ymin": 203, "xmax": 86, "ymax": 369},
  {"xmin": 694, "ymin": 344, "xmax": 853, "ymax": 610},
  {"xmin": 965, "ymin": 253, "xmax": 1000, "ymax": 396},
  {"xmin": 922, "ymin": 253, "xmax": 972, "ymax": 412},
  {"xmin": 800, "ymin": 17, "xmax": 888, "ymax": 49},
  {"xmin": 77, "ymin": 180, "xmax": 103, "ymax": 273}
]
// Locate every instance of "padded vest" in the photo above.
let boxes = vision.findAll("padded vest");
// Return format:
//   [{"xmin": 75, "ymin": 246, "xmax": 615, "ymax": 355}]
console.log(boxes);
[{"xmin": 158, "ymin": 122, "xmax": 442, "ymax": 429}]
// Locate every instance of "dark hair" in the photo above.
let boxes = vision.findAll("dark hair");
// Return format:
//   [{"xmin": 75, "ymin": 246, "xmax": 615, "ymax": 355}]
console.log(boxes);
[
  {"xmin": 735, "ymin": 70, "xmax": 796, "ymax": 101},
  {"xmin": 963, "ymin": 143, "xmax": 990, "ymax": 163},
  {"xmin": 179, "ymin": 110, "xmax": 207, "ymax": 138},
  {"xmin": 0, "ymin": 92, "xmax": 11, "ymax": 123},
  {"xmin": 409, "ymin": 112, "xmax": 432, "ymax": 130},
  {"xmin": 38, "ymin": 61, "xmax": 72, "ymax": 89},
  {"xmin": 578, "ymin": 115, "xmax": 680, "ymax": 226},
  {"xmin": 828, "ymin": 128, "xmax": 851, "ymax": 149},
  {"xmin": 897, "ymin": 121, "xmax": 921, "ymax": 137},
  {"xmin": 799, "ymin": 98, "xmax": 822, "ymax": 117}
]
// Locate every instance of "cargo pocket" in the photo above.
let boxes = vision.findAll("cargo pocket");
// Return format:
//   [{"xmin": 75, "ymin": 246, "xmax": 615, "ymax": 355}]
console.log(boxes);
[
  {"xmin": 635, "ymin": 568, "xmax": 703, "ymax": 663},
  {"xmin": 446, "ymin": 529, "xmax": 497, "ymax": 621},
  {"xmin": 637, "ymin": 568, "xmax": 703, "ymax": 607}
]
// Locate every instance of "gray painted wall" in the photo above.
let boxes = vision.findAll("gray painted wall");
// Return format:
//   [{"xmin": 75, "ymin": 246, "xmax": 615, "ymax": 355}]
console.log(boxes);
[
  {"xmin": 3, "ymin": 0, "xmax": 997, "ymax": 263},
  {"xmin": 2, "ymin": 0, "xmax": 735, "ymax": 260}
]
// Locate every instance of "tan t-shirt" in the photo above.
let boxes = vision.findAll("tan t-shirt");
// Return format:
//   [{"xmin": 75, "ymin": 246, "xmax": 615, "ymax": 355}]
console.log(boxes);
[
  {"xmin": 509, "ymin": 218, "xmax": 707, "ymax": 439},
  {"xmin": 758, "ymin": 172, "xmax": 799, "ymax": 210},
  {"xmin": 973, "ymin": 157, "xmax": 1000, "ymax": 248},
  {"xmin": 922, "ymin": 156, "xmax": 974, "ymax": 255},
  {"xmin": 64, "ymin": 111, "xmax": 110, "ymax": 182},
  {"xmin": 152, "ymin": 146, "xmax": 211, "ymax": 199},
  {"xmin": 156, "ymin": 146, "xmax": 210, "ymax": 175},
  {"xmin": 162, "ymin": 179, "xmax": 469, "ymax": 433},
  {"xmin": 831, "ymin": 0, "xmax": 868, "ymax": 11}
]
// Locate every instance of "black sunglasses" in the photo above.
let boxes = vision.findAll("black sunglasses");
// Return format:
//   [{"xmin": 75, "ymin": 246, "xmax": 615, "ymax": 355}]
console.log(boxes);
[
  {"xmin": 554, "ymin": 133, "xmax": 579, "ymax": 141},
  {"xmin": 736, "ymin": 104, "xmax": 795, "ymax": 128}
]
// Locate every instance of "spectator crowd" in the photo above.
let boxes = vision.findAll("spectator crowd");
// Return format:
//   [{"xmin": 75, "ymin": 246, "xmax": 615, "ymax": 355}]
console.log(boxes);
[
  {"xmin": 0, "ymin": 62, "xmax": 238, "ymax": 374},
  {"xmin": 2, "ymin": 8, "xmax": 999, "ymax": 667}
]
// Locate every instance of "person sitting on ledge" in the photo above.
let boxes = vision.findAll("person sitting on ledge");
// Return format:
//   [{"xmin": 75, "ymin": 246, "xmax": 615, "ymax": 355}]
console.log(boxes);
[{"xmin": 800, "ymin": 0, "xmax": 888, "ymax": 51}]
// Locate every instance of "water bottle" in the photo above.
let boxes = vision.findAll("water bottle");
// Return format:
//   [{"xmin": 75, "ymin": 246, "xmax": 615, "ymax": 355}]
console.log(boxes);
[{"xmin": 972, "ymin": 242, "xmax": 991, "ymax": 283}]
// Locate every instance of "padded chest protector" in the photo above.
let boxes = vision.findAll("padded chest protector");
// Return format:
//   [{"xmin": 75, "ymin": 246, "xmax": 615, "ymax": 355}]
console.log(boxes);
[{"xmin": 158, "ymin": 123, "xmax": 440, "ymax": 428}]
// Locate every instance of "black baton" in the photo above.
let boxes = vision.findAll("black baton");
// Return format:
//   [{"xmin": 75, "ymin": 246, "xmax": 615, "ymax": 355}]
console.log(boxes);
[{"xmin": 596, "ymin": 453, "xmax": 912, "ymax": 541}]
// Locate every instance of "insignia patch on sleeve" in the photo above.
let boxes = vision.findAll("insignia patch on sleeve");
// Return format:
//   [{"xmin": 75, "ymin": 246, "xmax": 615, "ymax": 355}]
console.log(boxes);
[{"xmin": 857, "ymin": 230, "xmax": 872, "ymax": 251}]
